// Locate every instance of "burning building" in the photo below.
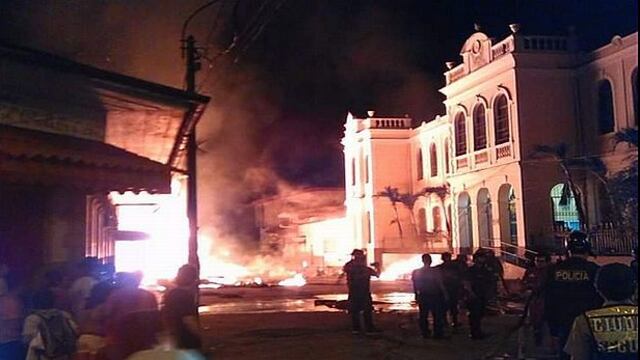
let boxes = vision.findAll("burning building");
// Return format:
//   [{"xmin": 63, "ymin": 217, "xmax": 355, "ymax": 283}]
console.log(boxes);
[
  {"xmin": 0, "ymin": 42, "xmax": 209, "ymax": 283},
  {"xmin": 343, "ymin": 28, "xmax": 638, "ymax": 267},
  {"xmin": 254, "ymin": 187, "xmax": 352, "ymax": 274}
]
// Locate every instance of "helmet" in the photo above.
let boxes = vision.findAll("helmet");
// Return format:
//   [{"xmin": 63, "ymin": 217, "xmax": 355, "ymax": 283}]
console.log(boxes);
[{"xmin": 566, "ymin": 231, "xmax": 591, "ymax": 254}]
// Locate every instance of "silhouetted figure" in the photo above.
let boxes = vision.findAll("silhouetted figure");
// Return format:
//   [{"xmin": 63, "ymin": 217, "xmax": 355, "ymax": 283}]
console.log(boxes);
[
  {"xmin": 565, "ymin": 263, "xmax": 637, "ymax": 360},
  {"xmin": 437, "ymin": 252, "xmax": 463, "ymax": 327},
  {"xmin": 70, "ymin": 259, "xmax": 98, "ymax": 319},
  {"xmin": 104, "ymin": 272, "xmax": 159, "ymax": 360},
  {"xmin": 544, "ymin": 231, "xmax": 602, "ymax": 359},
  {"xmin": 522, "ymin": 253, "xmax": 552, "ymax": 346},
  {"xmin": 465, "ymin": 250, "xmax": 494, "ymax": 340},
  {"xmin": 412, "ymin": 254, "xmax": 447, "ymax": 339},
  {"xmin": 342, "ymin": 249, "xmax": 380, "ymax": 334},
  {"xmin": 163, "ymin": 265, "xmax": 202, "ymax": 351}
]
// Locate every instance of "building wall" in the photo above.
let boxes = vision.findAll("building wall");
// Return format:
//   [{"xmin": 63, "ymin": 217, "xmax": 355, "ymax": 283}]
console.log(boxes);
[{"xmin": 343, "ymin": 30, "xmax": 638, "ymax": 264}]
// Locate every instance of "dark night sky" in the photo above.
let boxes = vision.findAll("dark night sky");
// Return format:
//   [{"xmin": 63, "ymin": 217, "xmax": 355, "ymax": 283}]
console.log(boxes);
[{"xmin": 0, "ymin": 0, "xmax": 637, "ymax": 243}]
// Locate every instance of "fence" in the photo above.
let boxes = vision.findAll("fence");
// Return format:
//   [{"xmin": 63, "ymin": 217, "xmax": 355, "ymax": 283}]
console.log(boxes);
[
  {"xmin": 588, "ymin": 224, "xmax": 637, "ymax": 255},
  {"xmin": 550, "ymin": 223, "xmax": 637, "ymax": 256}
]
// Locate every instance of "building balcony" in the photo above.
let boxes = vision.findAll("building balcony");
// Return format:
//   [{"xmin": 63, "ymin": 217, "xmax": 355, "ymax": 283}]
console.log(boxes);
[{"xmin": 453, "ymin": 143, "xmax": 515, "ymax": 174}]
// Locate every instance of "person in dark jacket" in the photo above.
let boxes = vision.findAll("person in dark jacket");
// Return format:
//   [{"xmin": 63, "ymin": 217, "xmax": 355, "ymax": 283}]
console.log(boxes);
[
  {"xmin": 342, "ymin": 249, "xmax": 380, "ymax": 334},
  {"xmin": 163, "ymin": 265, "xmax": 202, "ymax": 351},
  {"xmin": 436, "ymin": 252, "xmax": 463, "ymax": 327},
  {"xmin": 465, "ymin": 250, "xmax": 494, "ymax": 340},
  {"xmin": 412, "ymin": 254, "xmax": 448, "ymax": 339},
  {"xmin": 544, "ymin": 231, "xmax": 602, "ymax": 359}
]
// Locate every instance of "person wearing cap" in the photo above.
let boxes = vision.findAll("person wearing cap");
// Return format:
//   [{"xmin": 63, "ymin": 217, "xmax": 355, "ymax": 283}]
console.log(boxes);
[
  {"xmin": 564, "ymin": 263, "xmax": 638, "ymax": 360},
  {"xmin": 544, "ymin": 231, "xmax": 602, "ymax": 359},
  {"xmin": 342, "ymin": 249, "xmax": 381, "ymax": 334},
  {"xmin": 412, "ymin": 254, "xmax": 448, "ymax": 339}
]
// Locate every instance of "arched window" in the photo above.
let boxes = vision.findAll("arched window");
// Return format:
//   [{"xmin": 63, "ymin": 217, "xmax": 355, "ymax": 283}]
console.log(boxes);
[
  {"xmin": 632, "ymin": 68, "xmax": 638, "ymax": 126},
  {"xmin": 417, "ymin": 149, "xmax": 424, "ymax": 180},
  {"xmin": 455, "ymin": 113, "xmax": 467, "ymax": 156},
  {"xmin": 432, "ymin": 207, "xmax": 442, "ymax": 232},
  {"xmin": 429, "ymin": 143, "xmax": 438, "ymax": 177},
  {"xmin": 494, "ymin": 95, "xmax": 510, "ymax": 145},
  {"xmin": 473, "ymin": 104, "xmax": 487, "ymax": 150},
  {"xmin": 444, "ymin": 138, "xmax": 451, "ymax": 174},
  {"xmin": 351, "ymin": 158, "xmax": 356, "ymax": 186},
  {"xmin": 598, "ymin": 80, "xmax": 615, "ymax": 134}
]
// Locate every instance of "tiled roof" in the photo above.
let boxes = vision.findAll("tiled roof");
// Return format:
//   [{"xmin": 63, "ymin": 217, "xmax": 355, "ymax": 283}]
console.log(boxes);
[{"xmin": 0, "ymin": 124, "xmax": 171, "ymax": 193}]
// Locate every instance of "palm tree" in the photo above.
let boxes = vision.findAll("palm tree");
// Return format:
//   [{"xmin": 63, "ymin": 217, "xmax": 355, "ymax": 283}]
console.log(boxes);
[
  {"xmin": 377, "ymin": 186, "xmax": 404, "ymax": 239},
  {"xmin": 532, "ymin": 144, "xmax": 589, "ymax": 228},
  {"xmin": 611, "ymin": 128, "xmax": 638, "ymax": 236},
  {"xmin": 398, "ymin": 192, "xmax": 421, "ymax": 238},
  {"xmin": 420, "ymin": 184, "xmax": 452, "ymax": 233}
]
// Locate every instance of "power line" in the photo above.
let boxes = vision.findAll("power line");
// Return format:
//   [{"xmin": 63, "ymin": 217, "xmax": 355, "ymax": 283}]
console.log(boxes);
[{"xmin": 197, "ymin": 0, "xmax": 289, "ymax": 91}]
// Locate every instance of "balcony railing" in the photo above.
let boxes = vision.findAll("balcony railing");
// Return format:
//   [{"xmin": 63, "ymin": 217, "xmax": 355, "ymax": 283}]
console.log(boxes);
[
  {"xmin": 474, "ymin": 150, "xmax": 489, "ymax": 164},
  {"xmin": 445, "ymin": 64, "xmax": 467, "ymax": 85},
  {"xmin": 496, "ymin": 143, "xmax": 512, "ymax": 159},
  {"xmin": 456, "ymin": 156, "xmax": 469, "ymax": 169},
  {"xmin": 491, "ymin": 37, "xmax": 515, "ymax": 60},
  {"xmin": 365, "ymin": 117, "xmax": 412, "ymax": 129},
  {"xmin": 521, "ymin": 36, "xmax": 569, "ymax": 52}
]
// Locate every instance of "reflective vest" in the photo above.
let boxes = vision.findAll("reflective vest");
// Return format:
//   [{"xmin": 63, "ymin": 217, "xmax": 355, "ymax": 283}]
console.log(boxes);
[{"xmin": 585, "ymin": 305, "xmax": 638, "ymax": 359}]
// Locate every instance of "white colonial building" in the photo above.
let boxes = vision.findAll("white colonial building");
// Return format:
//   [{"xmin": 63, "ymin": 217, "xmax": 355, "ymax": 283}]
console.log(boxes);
[{"xmin": 343, "ymin": 27, "xmax": 638, "ymax": 266}]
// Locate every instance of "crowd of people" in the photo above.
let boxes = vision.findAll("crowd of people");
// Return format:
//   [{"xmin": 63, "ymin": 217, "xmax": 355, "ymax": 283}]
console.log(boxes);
[
  {"xmin": 342, "ymin": 231, "xmax": 638, "ymax": 360},
  {"xmin": 0, "ymin": 260, "xmax": 205, "ymax": 360},
  {"xmin": 2, "ymin": 230, "xmax": 636, "ymax": 360}
]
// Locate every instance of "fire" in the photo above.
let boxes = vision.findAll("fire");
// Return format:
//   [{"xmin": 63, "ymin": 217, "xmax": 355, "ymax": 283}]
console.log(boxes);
[
  {"xmin": 110, "ymin": 179, "xmax": 311, "ymax": 288},
  {"xmin": 378, "ymin": 254, "xmax": 443, "ymax": 281},
  {"xmin": 111, "ymin": 178, "xmax": 189, "ymax": 285},
  {"xmin": 278, "ymin": 273, "xmax": 307, "ymax": 287}
]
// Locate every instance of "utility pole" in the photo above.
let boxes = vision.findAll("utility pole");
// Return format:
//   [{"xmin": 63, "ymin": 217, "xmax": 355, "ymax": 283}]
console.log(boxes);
[{"xmin": 184, "ymin": 35, "xmax": 201, "ymax": 275}]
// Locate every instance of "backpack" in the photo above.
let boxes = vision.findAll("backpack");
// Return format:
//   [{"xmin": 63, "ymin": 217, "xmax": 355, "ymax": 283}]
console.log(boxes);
[{"xmin": 35, "ymin": 310, "xmax": 77, "ymax": 358}]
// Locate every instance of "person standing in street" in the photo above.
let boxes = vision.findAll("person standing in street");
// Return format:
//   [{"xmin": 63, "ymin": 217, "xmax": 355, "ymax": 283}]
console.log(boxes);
[
  {"xmin": 564, "ymin": 263, "xmax": 637, "ymax": 360},
  {"xmin": 522, "ymin": 252, "xmax": 552, "ymax": 346},
  {"xmin": 342, "ymin": 249, "xmax": 380, "ymax": 334},
  {"xmin": 437, "ymin": 252, "xmax": 463, "ymax": 328},
  {"xmin": 412, "ymin": 254, "xmax": 448, "ymax": 339},
  {"xmin": 544, "ymin": 231, "xmax": 602, "ymax": 359},
  {"xmin": 103, "ymin": 272, "xmax": 159, "ymax": 360},
  {"xmin": 163, "ymin": 265, "xmax": 203, "ymax": 352},
  {"xmin": 465, "ymin": 250, "xmax": 494, "ymax": 340}
]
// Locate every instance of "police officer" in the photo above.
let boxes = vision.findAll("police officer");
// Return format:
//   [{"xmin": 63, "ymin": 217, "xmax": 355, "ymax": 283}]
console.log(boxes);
[
  {"xmin": 342, "ymin": 249, "xmax": 380, "ymax": 334},
  {"xmin": 436, "ymin": 252, "xmax": 463, "ymax": 328},
  {"xmin": 564, "ymin": 263, "xmax": 638, "ymax": 360},
  {"xmin": 465, "ymin": 250, "xmax": 494, "ymax": 340},
  {"xmin": 545, "ymin": 231, "xmax": 602, "ymax": 358},
  {"xmin": 412, "ymin": 254, "xmax": 448, "ymax": 339}
]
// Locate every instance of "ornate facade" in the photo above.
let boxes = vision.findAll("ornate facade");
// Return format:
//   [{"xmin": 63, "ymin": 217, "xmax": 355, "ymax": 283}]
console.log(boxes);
[{"xmin": 343, "ymin": 29, "xmax": 638, "ymax": 265}]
